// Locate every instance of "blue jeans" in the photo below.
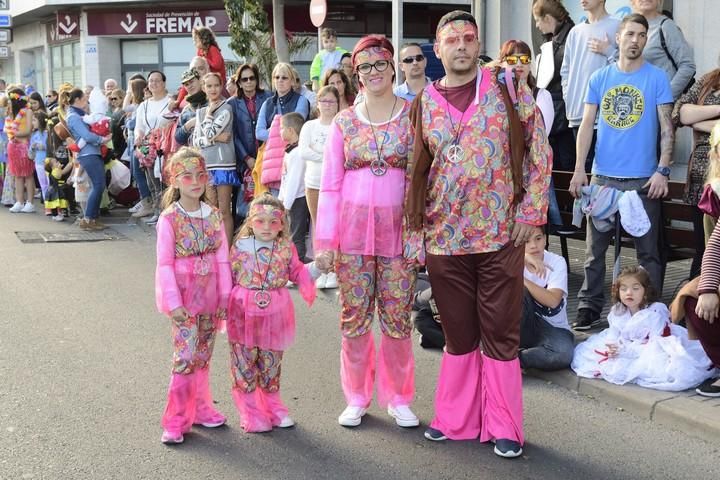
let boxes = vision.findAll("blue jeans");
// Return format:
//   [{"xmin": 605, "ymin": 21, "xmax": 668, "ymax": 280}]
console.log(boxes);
[
  {"xmin": 78, "ymin": 154, "xmax": 106, "ymax": 220},
  {"xmin": 128, "ymin": 134, "xmax": 150, "ymax": 199},
  {"xmin": 520, "ymin": 289, "xmax": 575, "ymax": 371}
]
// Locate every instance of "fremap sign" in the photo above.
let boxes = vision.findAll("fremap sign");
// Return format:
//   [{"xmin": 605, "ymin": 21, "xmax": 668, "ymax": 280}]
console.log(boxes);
[{"xmin": 86, "ymin": 9, "xmax": 230, "ymax": 36}]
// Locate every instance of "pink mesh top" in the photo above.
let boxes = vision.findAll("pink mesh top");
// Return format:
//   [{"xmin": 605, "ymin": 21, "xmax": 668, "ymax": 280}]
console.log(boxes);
[
  {"xmin": 315, "ymin": 101, "xmax": 412, "ymax": 257},
  {"xmin": 155, "ymin": 202, "xmax": 232, "ymax": 316}
]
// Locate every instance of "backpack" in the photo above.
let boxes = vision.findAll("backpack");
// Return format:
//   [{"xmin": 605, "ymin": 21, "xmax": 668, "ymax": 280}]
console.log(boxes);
[{"xmin": 658, "ymin": 17, "xmax": 696, "ymax": 94}]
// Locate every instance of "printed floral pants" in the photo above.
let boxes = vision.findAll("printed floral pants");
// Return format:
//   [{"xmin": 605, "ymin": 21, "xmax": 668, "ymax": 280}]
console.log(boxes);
[
  {"xmin": 171, "ymin": 314, "xmax": 217, "ymax": 375},
  {"xmin": 335, "ymin": 253, "xmax": 416, "ymax": 339},
  {"xmin": 230, "ymin": 343, "xmax": 284, "ymax": 393}
]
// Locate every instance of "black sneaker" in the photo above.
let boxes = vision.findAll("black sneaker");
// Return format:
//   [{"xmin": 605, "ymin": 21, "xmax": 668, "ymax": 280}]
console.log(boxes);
[
  {"xmin": 696, "ymin": 377, "xmax": 720, "ymax": 397},
  {"xmin": 572, "ymin": 308, "xmax": 601, "ymax": 331},
  {"xmin": 494, "ymin": 438, "xmax": 523, "ymax": 458},
  {"xmin": 424, "ymin": 427, "xmax": 447, "ymax": 442}
]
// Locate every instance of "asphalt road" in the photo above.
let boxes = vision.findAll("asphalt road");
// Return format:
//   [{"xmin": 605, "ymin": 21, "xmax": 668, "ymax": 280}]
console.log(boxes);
[{"xmin": 1, "ymin": 210, "xmax": 718, "ymax": 480}]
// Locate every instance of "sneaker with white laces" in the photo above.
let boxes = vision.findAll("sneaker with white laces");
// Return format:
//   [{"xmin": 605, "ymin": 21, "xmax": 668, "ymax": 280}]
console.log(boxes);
[
  {"xmin": 52, "ymin": 214, "xmax": 65, "ymax": 222},
  {"xmin": 160, "ymin": 430, "xmax": 184, "ymax": 444},
  {"xmin": 276, "ymin": 416, "xmax": 295, "ymax": 428},
  {"xmin": 144, "ymin": 213, "xmax": 159, "ymax": 225},
  {"xmin": 128, "ymin": 202, "xmax": 141, "ymax": 213},
  {"xmin": 387, "ymin": 404, "xmax": 419, "ymax": 428},
  {"xmin": 131, "ymin": 201, "xmax": 154, "ymax": 218},
  {"xmin": 338, "ymin": 405, "xmax": 367, "ymax": 427},
  {"xmin": 9, "ymin": 202, "xmax": 23, "ymax": 213},
  {"xmin": 21, "ymin": 202, "xmax": 35, "ymax": 213},
  {"xmin": 315, "ymin": 273, "xmax": 327, "ymax": 289},
  {"xmin": 324, "ymin": 272, "xmax": 338, "ymax": 289}
]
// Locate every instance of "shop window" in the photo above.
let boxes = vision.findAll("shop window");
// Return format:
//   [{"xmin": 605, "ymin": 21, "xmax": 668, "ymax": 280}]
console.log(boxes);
[
  {"xmin": 122, "ymin": 40, "xmax": 159, "ymax": 64},
  {"xmin": 51, "ymin": 42, "xmax": 81, "ymax": 88}
]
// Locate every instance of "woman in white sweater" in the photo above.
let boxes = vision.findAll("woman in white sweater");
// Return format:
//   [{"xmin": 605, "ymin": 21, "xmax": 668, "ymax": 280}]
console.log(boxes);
[
  {"xmin": 299, "ymin": 85, "xmax": 340, "ymax": 289},
  {"xmin": 133, "ymin": 70, "xmax": 172, "ymax": 221}
]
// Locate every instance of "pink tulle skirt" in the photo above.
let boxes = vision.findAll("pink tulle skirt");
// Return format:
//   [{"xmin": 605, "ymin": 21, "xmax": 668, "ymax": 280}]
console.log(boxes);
[
  {"xmin": 156, "ymin": 257, "xmax": 221, "ymax": 317},
  {"xmin": 7, "ymin": 141, "xmax": 34, "ymax": 177},
  {"xmin": 227, "ymin": 286, "xmax": 296, "ymax": 351}
]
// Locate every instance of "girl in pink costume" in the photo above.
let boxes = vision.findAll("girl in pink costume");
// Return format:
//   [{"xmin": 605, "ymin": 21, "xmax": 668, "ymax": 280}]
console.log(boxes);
[
  {"xmin": 315, "ymin": 35, "xmax": 418, "ymax": 429},
  {"xmin": 227, "ymin": 194, "xmax": 321, "ymax": 432},
  {"xmin": 155, "ymin": 147, "xmax": 232, "ymax": 444}
]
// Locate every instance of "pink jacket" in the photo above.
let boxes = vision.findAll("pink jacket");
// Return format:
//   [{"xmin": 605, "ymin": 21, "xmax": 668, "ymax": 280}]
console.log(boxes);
[{"xmin": 260, "ymin": 115, "xmax": 285, "ymax": 186}]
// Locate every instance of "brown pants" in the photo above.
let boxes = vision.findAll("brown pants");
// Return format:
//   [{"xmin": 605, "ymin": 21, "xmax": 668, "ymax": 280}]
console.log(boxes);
[{"xmin": 426, "ymin": 243, "xmax": 524, "ymax": 359}]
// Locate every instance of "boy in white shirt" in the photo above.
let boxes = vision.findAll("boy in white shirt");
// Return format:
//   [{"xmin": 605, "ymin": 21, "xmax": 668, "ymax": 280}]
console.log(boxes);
[
  {"xmin": 278, "ymin": 112, "xmax": 310, "ymax": 262},
  {"xmin": 521, "ymin": 226, "xmax": 575, "ymax": 370}
]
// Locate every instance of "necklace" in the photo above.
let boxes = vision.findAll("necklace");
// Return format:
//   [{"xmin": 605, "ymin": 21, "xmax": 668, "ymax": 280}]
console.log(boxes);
[
  {"xmin": 6, "ymin": 108, "xmax": 28, "ymax": 142},
  {"xmin": 176, "ymin": 201, "xmax": 210, "ymax": 276},
  {"xmin": 442, "ymin": 77, "xmax": 475, "ymax": 164},
  {"xmin": 252, "ymin": 237, "xmax": 276, "ymax": 309},
  {"xmin": 365, "ymin": 95, "xmax": 398, "ymax": 177}
]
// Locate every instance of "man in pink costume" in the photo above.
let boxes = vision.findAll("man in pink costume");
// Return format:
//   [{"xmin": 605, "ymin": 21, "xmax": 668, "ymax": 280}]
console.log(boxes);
[
  {"xmin": 406, "ymin": 11, "xmax": 551, "ymax": 458},
  {"xmin": 315, "ymin": 35, "xmax": 419, "ymax": 429}
]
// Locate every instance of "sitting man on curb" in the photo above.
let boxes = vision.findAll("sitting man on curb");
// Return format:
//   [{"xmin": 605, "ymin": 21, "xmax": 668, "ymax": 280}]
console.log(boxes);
[{"xmin": 521, "ymin": 226, "xmax": 575, "ymax": 371}]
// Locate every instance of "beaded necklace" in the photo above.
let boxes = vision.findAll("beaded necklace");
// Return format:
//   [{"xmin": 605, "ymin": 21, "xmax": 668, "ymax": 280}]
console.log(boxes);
[{"xmin": 6, "ymin": 108, "xmax": 29, "ymax": 142}]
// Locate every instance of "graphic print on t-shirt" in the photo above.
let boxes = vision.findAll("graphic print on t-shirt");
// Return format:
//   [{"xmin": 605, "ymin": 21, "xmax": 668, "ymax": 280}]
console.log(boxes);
[{"xmin": 600, "ymin": 84, "xmax": 645, "ymax": 130}]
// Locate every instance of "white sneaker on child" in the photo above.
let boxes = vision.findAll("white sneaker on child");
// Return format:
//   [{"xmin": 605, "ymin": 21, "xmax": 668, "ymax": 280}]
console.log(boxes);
[
  {"xmin": 21, "ymin": 202, "xmax": 35, "ymax": 213},
  {"xmin": 9, "ymin": 202, "xmax": 23, "ymax": 213},
  {"xmin": 315, "ymin": 273, "xmax": 327, "ymax": 289},
  {"xmin": 52, "ymin": 214, "xmax": 65, "ymax": 222},
  {"xmin": 276, "ymin": 416, "xmax": 295, "ymax": 428},
  {"xmin": 324, "ymin": 272, "xmax": 338, "ymax": 289},
  {"xmin": 338, "ymin": 405, "xmax": 367, "ymax": 427},
  {"xmin": 387, "ymin": 405, "xmax": 419, "ymax": 428}
]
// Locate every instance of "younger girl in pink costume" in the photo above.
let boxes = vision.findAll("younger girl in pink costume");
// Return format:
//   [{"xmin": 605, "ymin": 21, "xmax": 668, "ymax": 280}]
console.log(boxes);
[
  {"xmin": 315, "ymin": 35, "xmax": 418, "ymax": 429},
  {"xmin": 227, "ymin": 194, "xmax": 320, "ymax": 432},
  {"xmin": 155, "ymin": 147, "xmax": 232, "ymax": 444}
]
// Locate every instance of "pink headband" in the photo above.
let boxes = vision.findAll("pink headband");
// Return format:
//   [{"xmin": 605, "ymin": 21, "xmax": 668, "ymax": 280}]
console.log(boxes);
[
  {"xmin": 249, "ymin": 203, "xmax": 284, "ymax": 220},
  {"xmin": 165, "ymin": 153, "xmax": 207, "ymax": 182}
]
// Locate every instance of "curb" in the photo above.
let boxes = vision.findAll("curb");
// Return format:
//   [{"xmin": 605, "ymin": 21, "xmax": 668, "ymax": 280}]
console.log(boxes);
[{"xmin": 526, "ymin": 368, "xmax": 720, "ymax": 443}]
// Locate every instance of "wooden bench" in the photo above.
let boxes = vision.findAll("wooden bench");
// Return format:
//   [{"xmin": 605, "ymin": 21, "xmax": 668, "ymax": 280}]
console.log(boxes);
[{"xmin": 550, "ymin": 170, "xmax": 696, "ymax": 275}]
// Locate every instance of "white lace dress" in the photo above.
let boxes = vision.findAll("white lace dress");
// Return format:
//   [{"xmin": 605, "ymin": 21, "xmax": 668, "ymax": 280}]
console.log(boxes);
[{"xmin": 571, "ymin": 302, "xmax": 717, "ymax": 391}]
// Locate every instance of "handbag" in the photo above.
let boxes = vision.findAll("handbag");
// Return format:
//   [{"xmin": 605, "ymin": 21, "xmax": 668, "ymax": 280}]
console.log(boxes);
[{"xmin": 698, "ymin": 184, "xmax": 720, "ymax": 218}]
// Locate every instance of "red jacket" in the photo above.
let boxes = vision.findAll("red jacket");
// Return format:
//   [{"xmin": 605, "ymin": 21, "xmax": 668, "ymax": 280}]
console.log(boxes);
[{"xmin": 199, "ymin": 45, "xmax": 226, "ymax": 86}]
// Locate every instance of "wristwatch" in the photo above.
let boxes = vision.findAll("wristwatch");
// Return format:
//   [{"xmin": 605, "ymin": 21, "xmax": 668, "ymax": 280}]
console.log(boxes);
[{"xmin": 656, "ymin": 166, "xmax": 671, "ymax": 177}]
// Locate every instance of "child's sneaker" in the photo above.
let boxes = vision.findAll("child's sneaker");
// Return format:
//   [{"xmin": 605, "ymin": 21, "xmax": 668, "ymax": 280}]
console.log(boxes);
[
  {"xmin": 276, "ymin": 416, "xmax": 295, "ymax": 428},
  {"xmin": 160, "ymin": 429, "xmax": 184, "ymax": 444},
  {"xmin": 324, "ymin": 272, "xmax": 338, "ymax": 289},
  {"xmin": 21, "ymin": 202, "xmax": 36, "ymax": 213},
  {"xmin": 315, "ymin": 273, "xmax": 327, "ymax": 289},
  {"xmin": 9, "ymin": 202, "xmax": 23, "ymax": 213},
  {"xmin": 52, "ymin": 214, "xmax": 65, "ymax": 222}
]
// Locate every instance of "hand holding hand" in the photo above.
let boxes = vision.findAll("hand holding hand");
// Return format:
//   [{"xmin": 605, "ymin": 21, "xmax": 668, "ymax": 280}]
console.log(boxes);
[{"xmin": 170, "ymin": 307, "xmax": 189, "ymax": 323}]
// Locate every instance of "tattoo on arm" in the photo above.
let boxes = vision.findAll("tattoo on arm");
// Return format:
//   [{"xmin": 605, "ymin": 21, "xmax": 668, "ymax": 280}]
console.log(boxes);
[{"xmin": 658, "ymin": 104, "xmax": 675, "ymax": 164}]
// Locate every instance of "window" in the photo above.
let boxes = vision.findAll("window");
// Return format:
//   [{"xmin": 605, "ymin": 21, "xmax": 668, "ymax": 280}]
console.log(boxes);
[{"xmin": 50, "ymin": 42, "xmax": 81, "ymax": 87}]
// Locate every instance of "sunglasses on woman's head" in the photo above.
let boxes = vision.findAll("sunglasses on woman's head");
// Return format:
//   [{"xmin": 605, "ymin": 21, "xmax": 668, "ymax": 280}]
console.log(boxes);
[{"xmin": 505, "ymin": 54, "xmax": 531, "ymax": 65}]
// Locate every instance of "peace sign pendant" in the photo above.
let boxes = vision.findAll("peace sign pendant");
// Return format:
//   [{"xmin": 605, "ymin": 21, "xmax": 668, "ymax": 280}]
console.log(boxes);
[
  {"xmin": 446, "ymin": 143, "xmax": 465, "ymax": 164},
  {"xmin": 254, "ymin": 290, "xmax": 272, "ymax": 309},
  {"xmin": 370, "ymin": 159, "xmax": 388, "ymax": 176},
  {"xmin": 194, "ymin": 257, "xmax": 210, "ymax": 276}
]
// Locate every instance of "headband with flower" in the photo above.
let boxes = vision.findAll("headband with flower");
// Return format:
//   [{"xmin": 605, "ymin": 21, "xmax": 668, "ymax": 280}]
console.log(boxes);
[
  {"xmin": 249, "ymin": 203, "xmax": 284, "ymax": 220},
  {"xmin": 8, "ymin": 92, "xmax": 28, "ymax": 102},
  {"xmin": 164, "ymin": 152, "xmax": 208, "ymax": 182}
]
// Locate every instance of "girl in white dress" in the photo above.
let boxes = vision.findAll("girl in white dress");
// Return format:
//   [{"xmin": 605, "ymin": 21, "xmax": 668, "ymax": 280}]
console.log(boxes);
[{"xmin": 572, "ymin": 266, "xmax": 717, "ymax": 391}]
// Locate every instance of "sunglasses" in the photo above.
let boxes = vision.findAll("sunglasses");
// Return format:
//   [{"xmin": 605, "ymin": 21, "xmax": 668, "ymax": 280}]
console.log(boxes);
[
  {"xmin": 356, "ymin": 60, "xmax": 391, "ymax": 75},
  {"xmin": 402, "ymin": 54, "xmax": 426, "ymax": 64},
  {"xmin": 240, "ymin": 76, "xmax": 256, "ymax": 83},
  {"xmin": 505, "ymin": 54, "xmax": 531, "ymax": 65},
  {"xmin": 177, "ymin": 171, "xmax": 209, "ymax": 185},
  {"xmin": 274, "ymin": 75, "xmax": 290, "ymax": 81}
]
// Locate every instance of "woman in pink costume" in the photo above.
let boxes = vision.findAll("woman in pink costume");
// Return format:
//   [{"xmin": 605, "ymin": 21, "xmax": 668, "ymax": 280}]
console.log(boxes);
[
  {"xmin": 155, "ymin": 147, "xmax": 232, "ymax": 444},
  {"xmin": 227, "ymin": 194, "xmax": 320, "ymax": 432},
  {"xmin": 315, "ymin": 35, "xmax": 418, "ymax": 429}
]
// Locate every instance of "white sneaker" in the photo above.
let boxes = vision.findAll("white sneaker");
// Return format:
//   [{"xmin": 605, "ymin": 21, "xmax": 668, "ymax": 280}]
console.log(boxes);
[
  {"xmin": 128, "ymin": 202, "xmax": 141, "ymax": 213},
  {"xmin": 52, "ymin": 215, "xmax": 65, "ymax": 222},
  {"xmin": 131, "ymin": 201, "xmax": 153, "ymax": 218},
  {"xmin": 9, "ymin": 202, "xmax": 23, "ymax": 213},
  {"xmin": 315, "ymin": 273, "xmax": 327, "ymax": 289},
  {"xmin": 338, "ymin": 405, "xmax": 367, "ymax": 427},
  {"xmin": 21, "ymin": 202, "xmax": 35, "ymax": 213},
  {"xmin": 324, "ymin": 272, "xmax": 338, "ymax": 289},
  {"xmin": 387, "ymin": 405, "xmax": 419, "ymax": 428},
  {"xmin": 276, "ymin": 416, "xmax": 295, "ymax": 428}
]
